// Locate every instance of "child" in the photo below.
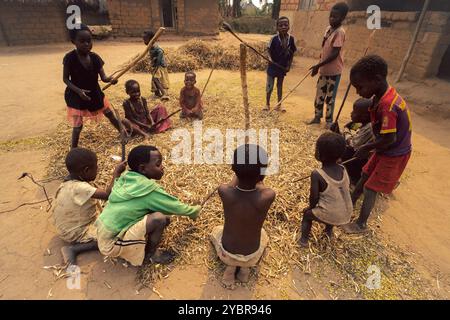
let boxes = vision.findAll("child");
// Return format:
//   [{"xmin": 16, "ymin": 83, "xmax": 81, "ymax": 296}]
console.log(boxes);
[
  {"xmin": 263, "ymin": 16, "xmax": 297, "ymax": 112},
  {"xmin": 210, "ymin": 144, "xmax": 276, "ymax": 288},
  {"xmin": 63, "ymin": 24, "xmax": 120, "ymax": 149},
  {"xmin": 96, "ymin": 145, "xmax": 201, "ymax": 266},
  {"xmin": 143, "ymin": 30, "xmax": 170, "ymax": 101},
  {"xmin": 308, "ymin": 2, "xmax": 349, "ymax": 129},
  {"xmin": 343, "ymin": 55, "xmax": 412, "ymax": 234},
  {"xmin": 332, "ymin": 98, "xmax": 374, "ymax": 184},
  {"xmin": 122, "ymin": 80, "xmax": 171, "ymax": 137},
  {"xmin": 179, "ymin": 71, "xmax": 203, "ymax": 120},
  {"xmin": 299, "ymin": 132, "xmax": 353, "ymax": 247},
  {"xmin": 52, "ymin": 148, "xmax": 126, "ymax": 265}
]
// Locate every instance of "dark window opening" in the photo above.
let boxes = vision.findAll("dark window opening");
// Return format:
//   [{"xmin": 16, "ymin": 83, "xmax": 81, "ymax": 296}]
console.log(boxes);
[
  {"xmin": 438, "ymin": 44, "xmax": 450, "ymax": 81},
  {"xmin": 161, "ymin": 0, "xmax": 174, "ymax": 28}
]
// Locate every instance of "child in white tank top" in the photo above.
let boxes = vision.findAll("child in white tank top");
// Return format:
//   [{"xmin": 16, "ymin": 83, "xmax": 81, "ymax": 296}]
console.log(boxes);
[{"xmin": 299, "ymin": 132, "xmax": 353, "ymax": 247}]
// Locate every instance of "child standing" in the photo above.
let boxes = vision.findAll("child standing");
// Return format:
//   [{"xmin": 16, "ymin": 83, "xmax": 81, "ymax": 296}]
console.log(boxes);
[
  {"xmin": 263, "ymin": 17, "xmax": 297, "ymax": 112},
  {"xmin": 299, "ymin": 132, "xmax": 353, "ymax": 247},
  {"xmin": 143, "ymin": 31, "xmax": 170, "ymax": 101},
  {"xmin": 308, "ymin": 2, "xmax": 349, "ymax": 129},
  {"xmin": 179, "ymin": 71, "xmax": 203, "ymax": 120},
  {"xmin": 210, "ymin": 144, "xmax": 276, "ymax": 288},
  {"xmin": 52, "ymin": 148, "xmax": 126, "ymax": 265},
  {"xmin": 63, "ymin": 24, "xmax": 120, "ymax": 149},
  {"xmin": 343, "ymin": 55, "xmax": 412, "ymax": 234},
  {"xmin": 96, "ymin": 145, "xmax": 201, "ymax": 266},
  {"xmin": 122, "ymin": 80, "xmax": 171, "ymax": 138}
]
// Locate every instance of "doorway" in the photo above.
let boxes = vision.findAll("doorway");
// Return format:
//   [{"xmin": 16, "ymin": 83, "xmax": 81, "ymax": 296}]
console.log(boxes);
[
  {"xmin": 160, "ymin": 0, "xmax": 175, "ymax": 29},
  {"xmin": 438, "ymin": 44, "xmax": 450, "ymax": 81}
]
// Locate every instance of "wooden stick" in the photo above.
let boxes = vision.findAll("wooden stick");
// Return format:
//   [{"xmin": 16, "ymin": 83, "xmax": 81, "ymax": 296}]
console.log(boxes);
[
  {"xmin": 222, "ymin": 22, "xmax": 288, "ymax": 72},
  {"xmin": 201, "ymin": 66, "xmax": 216, "ymax": 99},
  {"xmin": 395, "ymin": 0, "xmax": 430, "ymax": 83},
  {"xmin": 200, "ymin": 187, "xmax": 218, "ymax": 207},
  {"xmin": 111, "ymin": 105, "xmax": 127, "ymax": 161},
  {"xmin": 272, "ymin": 69, "xmax": 312, "ymax": 110},
  {"xmin": 103, "ymin": 27, "xmax": 166, "ymax": 91},
  {"xmin": 334, "ymin": 29, "xmax": 377, "ymax": 124},
  {"xmin": 240, "ymin": 44, "xmax": 250, "ymax": 134},
  {"xmin": 293, "ymin": 157, "xmax": 358, "ymax": 183}
]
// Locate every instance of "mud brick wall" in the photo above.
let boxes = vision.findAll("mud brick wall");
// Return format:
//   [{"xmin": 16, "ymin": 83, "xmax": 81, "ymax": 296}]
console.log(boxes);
[
  {"xmin": 107, "ymin": 0, "xmax": 155, "ymax": 37},
  {"xmin": 182, "ymin": 0, "xmax": 220, "ymax": 35},
  {"xmin": 280, "ymin": 0, "xmax": 450, "ymax": 78},
  {"xmin": 0, "ymin": 0, "xmax": 68, "ymax": 46}
]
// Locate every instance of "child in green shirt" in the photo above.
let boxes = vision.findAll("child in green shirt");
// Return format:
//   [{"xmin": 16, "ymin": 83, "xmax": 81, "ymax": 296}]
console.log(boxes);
[{"xmin": 96, "ymin": 145, "xmax": 201, "ymax": 266}]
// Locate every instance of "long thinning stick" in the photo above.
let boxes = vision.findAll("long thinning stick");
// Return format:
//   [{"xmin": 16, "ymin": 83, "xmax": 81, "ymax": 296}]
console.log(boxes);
[
  {"xmin": 240, "ymin": 44, "xmax": 251, "ymax": 133},
  {"xmin": 103, "ymin": 27, "xmax": 166, "ymax": 91},
  {"xmin": 271, "ymin": 69, "xmax": 312, "ymax": 110},
  {"xmin": 333, "ymin": 29, "xmax": 377, "ymax": 124},
  {"xmin": 201, "ymin": 65, "xmax": 216, "ymax": 99},
  {"xmin": 111, "ymin": 105, "xmax": 128, "ymax": 161},
  {"xmin": 200, "ymin": 187, "xmax": 218, "ymax": 207},
  {"xmin": 222, "ymin": 22, "xmax": 288, "ymax": 73},
  {"xmin": 293, "ymin": 157, "xmax": 358, "ymax": 183}
]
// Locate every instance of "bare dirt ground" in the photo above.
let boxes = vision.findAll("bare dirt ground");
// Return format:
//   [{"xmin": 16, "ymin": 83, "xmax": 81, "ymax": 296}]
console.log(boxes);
[{"xmin": 0, "ymin": 33, "xmax": 449, "ymax": 299}]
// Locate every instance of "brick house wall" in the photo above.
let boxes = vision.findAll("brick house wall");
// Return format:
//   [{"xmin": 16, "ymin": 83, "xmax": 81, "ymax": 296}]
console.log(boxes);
[
  {"xmin": 107, "ymin": 0, "xmax": 219, "ymax": 37},
  {"xmin": 281, "ymin": 0, "xmax": 450, "ymax": 78},
  {"xmin": 0, "ymin": 0, "xmax": 68, "ymax": 46}
]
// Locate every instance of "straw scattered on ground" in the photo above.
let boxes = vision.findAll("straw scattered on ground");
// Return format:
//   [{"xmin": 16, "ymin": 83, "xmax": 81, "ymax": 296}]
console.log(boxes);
[{"xmin": 38, "ymin": 82, "xmax": 436, "ymax": 299}]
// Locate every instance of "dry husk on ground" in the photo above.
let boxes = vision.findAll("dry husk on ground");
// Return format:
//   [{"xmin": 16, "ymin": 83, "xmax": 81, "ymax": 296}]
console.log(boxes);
[
  {"xmin": 132, "ymin": 39, "xmax": 269, "ymax": 73},
  {"xmin": 41, "ymin": 84, "xmax": 434, "ymax": 299}
]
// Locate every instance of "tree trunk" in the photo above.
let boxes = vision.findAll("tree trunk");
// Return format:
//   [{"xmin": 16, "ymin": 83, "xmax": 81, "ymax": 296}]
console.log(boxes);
[
  {"xmin": 272, "ymin": 0, "xmax": 281, "ymax": 19},
  {"xmin": 232, "ymin": 0, "xmax": 241, "ymax": 18}
]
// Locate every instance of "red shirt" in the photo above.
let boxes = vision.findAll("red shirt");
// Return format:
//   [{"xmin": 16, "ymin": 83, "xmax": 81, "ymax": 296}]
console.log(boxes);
[{"xmin": 370, "ymin": 86, "xmax": 412, "ymax": 157}]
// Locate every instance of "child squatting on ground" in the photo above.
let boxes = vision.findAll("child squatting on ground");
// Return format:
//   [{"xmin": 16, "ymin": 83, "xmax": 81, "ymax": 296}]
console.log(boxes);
[
  {"xmin": 308, "ymin": 2, "xmax": 348, "ymax": 129},
  {"xmin": 299, "ymin": 132, "xmax": 353, "ymax": 247},
  {"xmin": 179, "ymin": 71, "xmax": 204, "ymax": 120},
  {"xmin": 63, "ymin": 24, "xmax": 120, "ymax": 149},
  {"xmin": 144, "ymin": 30, "xmax": 170, "ymax": 101},
  {"xmin": 210, "ymin": 144, "xmax": 276, "ymax": 288},
  {"xmin": 263, "ymin": 16, "xmax": 297, "ymax": 112},
  {"xmin": 122, "ymin": 80, "xmax": 171, "ymax": 138},
  {"xmin": 343, "ymin": 55, "xmax": 412, "ymax": 234},
  {"xmin": 95, "ymin": 145, "xmax": 201, "ymax": 267},
  {"xmin": 52, "ymin": 148, "xmax": 126, "ymax": 266}
]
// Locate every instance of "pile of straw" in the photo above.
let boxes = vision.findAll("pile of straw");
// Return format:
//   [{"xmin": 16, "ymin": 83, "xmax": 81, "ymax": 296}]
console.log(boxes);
[
  {"xmin": 132, "ymin": 39, "xmax": 269, "ymax": 73},
  {"xmin": 44, "ymin": 90, "xmax": 432, "ymax": 299}
]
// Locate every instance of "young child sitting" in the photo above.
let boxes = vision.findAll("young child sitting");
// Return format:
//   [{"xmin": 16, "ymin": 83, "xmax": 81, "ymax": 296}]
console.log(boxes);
[
  {"xmin": 210, "ymin": 144, "xmax": 276, "ymax": 288},
  {"xmin": 96, "ymin": 145, "xmax": 201, "ymax": 267},
  {"xmin": 179, "ymin": 71, "xmax": 203, "ymax": 120},
  {"xmin": 263, "ymin": 16, "xmax": 297, "ymax": 112},
  {"xmin": 52, "ymin": 148, "xmax": 126, "ymax": 265},
  {"xmin": 143, "ymin": 30, "xmax": 170, "ymax": 101},
  {"xmin": 299, "ymin": 132, "xmax": 353, "ymax": 247},
  {"xmin": 122, "ymin": 80, "xmax": 171, "ymax": 138},
  {"xmin": 332, "ymin": 98, "xmax": 374, "ymax": 184},
  {"xmin": 343, "ymin": 55, "xmax": 412, "ymax": 234}
]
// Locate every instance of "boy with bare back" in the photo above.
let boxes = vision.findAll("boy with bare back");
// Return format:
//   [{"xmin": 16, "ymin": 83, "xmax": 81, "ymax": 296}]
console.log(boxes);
[{"xmin": 210, "ymin": 144, "xmax": 276, "ymax": 288}]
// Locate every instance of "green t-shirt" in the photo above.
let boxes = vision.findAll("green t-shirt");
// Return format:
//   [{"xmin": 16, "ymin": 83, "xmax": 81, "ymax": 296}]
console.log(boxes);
[{"xmin": 97, "ymin": 171, "xmax": 200, "ymax": 235}]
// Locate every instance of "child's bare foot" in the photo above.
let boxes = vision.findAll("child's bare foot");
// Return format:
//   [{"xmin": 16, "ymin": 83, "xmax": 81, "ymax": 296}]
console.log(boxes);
[
  {"xmin": 222, "ymin": 265, "xmax": 236, "ymax": 288},
  {"xmin": 236, "ymin": 267, "xmax": 250, "ymax": 283},
  {"xmin": 341, "ymin": 222, "xmax": 368, "ymax": 234},
  {"xmin": 61, "ymin": 246, "xmax": 76, "ymax": 266},
  {"xmin": 262, "ymin": 106, "xmax": 270, "ymax": 111},
  {"xmin": 274, "ymin": 105, "xmax": 286, "ymax": 113},
  {"xmin": 148, "ymin": 249, "xmax": 174, "ymax": 265},
  {"xmin": 298, "ymin": 237, "xmax": 309, "ymax": 248}
]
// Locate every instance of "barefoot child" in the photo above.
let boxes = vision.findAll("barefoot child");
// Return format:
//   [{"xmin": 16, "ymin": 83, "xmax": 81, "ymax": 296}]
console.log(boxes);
[
  {"xmin": 308, "ymin": 2, "xmax": 349, "ymax": 129},
  {"xmin": 299, "ymin": 132, "xmax": 353, "ymax": 247},
  {"xmin": 211, "ymin": 144, "xmax": 276, "ymax": 287},
  {"xmin": 144, "ymin": 30, "xmax": 170, "ymax": 101},
  {"xmin": 179, "ymin": 71, "xmax": 203, "ymax": 120},
  {"xmin": 332, "ymin": 98, "xmax": 374, "ymax": 184},
  {"xmin": 122, "ymin": 80, "xmax": 171, "ymax": 137},
  {"xmin": 96, "ymin": 145, "xmax": 201, "ymax": 266},
  {"xmin": 52, "ymin": 148, "xmax": 126, "ymax": 265},
  {"xmin": 343, "ymin": 55, "xmax": 412, "ymax": 234},
  {"xmin": 263, "ymin": 17, "xmax": 297, "ymax": 112},
  {"xmin": 63, "ymin": 24, "xmax": 120, "ymax": 148}
]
